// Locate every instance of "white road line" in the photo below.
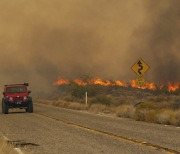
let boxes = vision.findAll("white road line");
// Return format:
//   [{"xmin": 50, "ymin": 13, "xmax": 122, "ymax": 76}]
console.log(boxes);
[
  {"xmin": 1, "ymin": 132, "xmax": 24, "ymax": 154},
  {"xmin": 14, "ymin": 148, "xmax": 24, "ymax": 154},
  {"xmin": 2, "ymin": 135, "xmax": 8, "ymax": 141}
]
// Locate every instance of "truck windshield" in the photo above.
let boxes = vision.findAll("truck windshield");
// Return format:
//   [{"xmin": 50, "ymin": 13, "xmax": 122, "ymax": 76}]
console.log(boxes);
[{"xmin": 7, "ymin": 87, "xmax": 27, "ymax": 93}]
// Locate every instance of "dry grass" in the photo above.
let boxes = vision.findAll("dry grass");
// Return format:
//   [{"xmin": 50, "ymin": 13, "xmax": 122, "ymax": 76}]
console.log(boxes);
[
  {"xmin": 36, "ymin": 99, "xmax": 113, "ymax": 114},
  {"xmin": 116, "ymin": 105, "xmax": 135, "ymax": 118},
  {"xmin": 0, "ymin": 139, "xmax": 18, "ymax": 154},
  {"xmin": 36, "ymin": 99, "xmax": 88, "ymax": 110},
  {"xmin": 89, "ymin": 104, "xmax": 111, "ymax": 114},
  {"xmin": 156, "ymin": 110, "xmax": 180, "ymax": 126},
  {"xmin": 36, "ymin": 99, "xmax": 180, "ymax": 126},
  {"xmin": 135, "ymin": 109, "xmax": 180, "ymax": 126},
  {"xmin": 68, "ymin": 102, "xmax": 89, "ymax": 110}
]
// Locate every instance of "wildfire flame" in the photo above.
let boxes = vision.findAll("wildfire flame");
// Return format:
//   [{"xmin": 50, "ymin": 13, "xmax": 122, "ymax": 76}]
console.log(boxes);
[
  {"xmin": 53, "ymin": 78, "xmax": 180, "ymax": 92},
  {"xmin": 54, "ymin": 78, "xmax": 70, "ymax": 85},
  {"xmin": 168, "ymin": 82, "xmax": 179, "ymax": 92}
]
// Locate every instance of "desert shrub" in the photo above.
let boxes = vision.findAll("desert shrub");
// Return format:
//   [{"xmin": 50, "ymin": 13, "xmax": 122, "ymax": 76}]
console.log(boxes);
[
  {"xmin": 56, "ymin": 100, "xmax": 70, "ymax": 108},
  {"xmin": 69, "ymin": 84, "xmax": 86, "ymax": 98},
  {"xmin": 148, "ymin": 96, "xmax": 155, "ymax": 102},
  {"xmin": 155, "ymin": 95, "xmax": 165, "ymax": 102},
  {"xmin": 89, "ymin": 104, "xmax": 110, "ymax": 113},
  {"xmin": 171, "ymin": 98, "xmax": 180, "ymax": 110},
  {"xmin": 116, "ymin": 105, "xmax": 135, "ymax": 118},
  {"xmin": 135, "ymin": 109, "xmax": 160, "ymax": 122},
  {"xmin": 155, "ymin": 101, "xmax": 172, "ymax": 110},
  {"xmin": 136, "ymin": 102, "xmax": 156, "ymax": 110},
  {"xmin": 111, "ymin": 96, "xmax": 127, "ymax": 106},
  {"xmin": 68, "ymin": 102, "xmax": 88, "ymax": 110},
  {"xmin": 144, "ymin": 110, "xmax": 160, "ymax": 123},
  {"xmin": 156, "ymin": 110, "xmax": 174, "ymax": 125},
  {"xmin": 63, "ymin": 94, "xmax": 74, "ymax": 102},
  {"xmin": 156, "ymin": 111, "xmax": 170, "ymax": 124},
  {"xmin": 89, "ymin": 97, "xmax": 97, "ymax": 104},
  {"xmin": 90, "ymin": 94, "xmax": 111, "ymax": 105},
  {"xmin": 52, "ymin": 101, "xmax": 61, "ymax": 106},
  {"xmin": 175, "ymin": 111, "xmax": 180, "ymax": 126},
  {"xmin": 68, "ymin": 83, "xmax": 107, "ymax": 99},
  {"xmin": 85, "ymin": 85, "xmax": 101, "ymax": 97},
  {"xmin": 135, "ymin": 109, "xmax": 148, "ymax": 121},
  {"xmin": 164, "ymin": 96, "xmax": 172, "ymax": 102},
  {"xmin": 133, "ymin": 109, "xmax": 180, "ymax": 126}
]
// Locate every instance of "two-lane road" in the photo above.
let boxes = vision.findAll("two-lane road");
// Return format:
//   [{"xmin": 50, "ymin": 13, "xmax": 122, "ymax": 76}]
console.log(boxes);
[{"xmin": 0, "ymin": 103, "xmax": 179, "ymax": 154}]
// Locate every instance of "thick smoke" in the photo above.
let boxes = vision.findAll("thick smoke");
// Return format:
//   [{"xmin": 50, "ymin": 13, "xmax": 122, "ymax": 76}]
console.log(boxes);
[
  {"xmin": 0, "ymin": 0, "xmax": 179, "ymax": 95},
  {"xmin": 129, "ymin": 0, "xmax": 180, "ymax": 82}
]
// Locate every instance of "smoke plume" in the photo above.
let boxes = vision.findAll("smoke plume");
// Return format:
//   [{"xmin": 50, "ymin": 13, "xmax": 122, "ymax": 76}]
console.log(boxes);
[{"xmin": 0, "ymin": 0, "xmax": 179, "ymax": 95}]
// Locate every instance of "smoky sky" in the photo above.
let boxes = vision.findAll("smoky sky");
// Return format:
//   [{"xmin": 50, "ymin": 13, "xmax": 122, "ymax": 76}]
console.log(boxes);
[
  {"xmin": 0, "ymin": 0, "xmax": 179, "ymax": 93},
  {"xmin": 129, "ymin": 0, "xmax": 180, "ymax": 82}
]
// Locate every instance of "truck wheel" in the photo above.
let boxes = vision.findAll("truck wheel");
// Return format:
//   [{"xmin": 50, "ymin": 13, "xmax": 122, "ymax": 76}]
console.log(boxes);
[
  {"xmin": 2, "ymin": 100, "xmax": 4, "ymax": 114},
  {"xmin": 2, "ymin": 100, "xmax": 9, "ymax": 114},
  {"xmin": 26, "ymin": 102, "xmax": 33, "ymax": 113}
]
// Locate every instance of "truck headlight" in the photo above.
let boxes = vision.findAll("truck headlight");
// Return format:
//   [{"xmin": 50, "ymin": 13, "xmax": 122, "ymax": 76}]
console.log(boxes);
[
  {"xmin": 9, "ymin": 97, "xmax": 13, "ymax": 102},
  {"xmin": 23, "ymin": 96, "xmax": 27, "ymax": 101}
]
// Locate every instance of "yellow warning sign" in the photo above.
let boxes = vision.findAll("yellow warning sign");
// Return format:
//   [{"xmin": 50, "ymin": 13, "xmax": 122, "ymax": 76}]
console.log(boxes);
[
  {"xmin": 131, "ymin": 58, "xmax": 150, "ymax": 77},
  {"xmin": 136, "ymin": 78, "xmax": 146, "ymax": 86}
]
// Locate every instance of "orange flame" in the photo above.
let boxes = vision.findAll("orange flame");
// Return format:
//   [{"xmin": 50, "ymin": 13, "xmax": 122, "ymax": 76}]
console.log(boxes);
[
  {"xmin": 90, "ymin": 78, "xmax": 111, "ymax": 86},
  {"xmin": 53, "ymin": 78, "xmax": 69, "ymax": 86},
  {"xmin": 168, "ymin": 82, "xmax": 179, "ymax": 92},
  {"xmin": 74, "ymin": 79, "xmax": 87, "ymax": 86},
  {"xmin": 53, "ymin": 78, "xmax": 179, "ymax": 92},
  {"xmin": 114, "ymin": 80, "xmax": 128, "ymax": 87}
]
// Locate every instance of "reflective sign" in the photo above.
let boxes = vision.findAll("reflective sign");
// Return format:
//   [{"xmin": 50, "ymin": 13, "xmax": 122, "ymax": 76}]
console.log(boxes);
[
  {"xmin": 136, "ymin": 77, "xmax": 146, "ymax": 86},
  {"xmin": 131, "ymin": 58, "xmax": 150, "ymax": 77}
]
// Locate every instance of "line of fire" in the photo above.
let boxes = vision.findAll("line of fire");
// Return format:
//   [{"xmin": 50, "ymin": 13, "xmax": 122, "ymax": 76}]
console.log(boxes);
[{"xmin": 53, "ymin": 77, "xmax": 180, "ymax": 92}]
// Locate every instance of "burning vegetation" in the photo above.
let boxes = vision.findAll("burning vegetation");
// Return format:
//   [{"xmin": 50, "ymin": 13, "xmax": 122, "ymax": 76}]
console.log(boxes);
[
  {"xmin": 53, "ymin": 77, "xmax": 180, "ymax": 92},
  {"xmin": 41, "ymin": 76, "xmax": 180, "ymax": 126}
]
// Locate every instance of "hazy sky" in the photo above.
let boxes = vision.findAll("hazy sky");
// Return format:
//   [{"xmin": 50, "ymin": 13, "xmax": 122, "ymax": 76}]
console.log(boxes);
[{"xmin": 0, "ymin": 0, "xmax": 179, "ymax": 93}]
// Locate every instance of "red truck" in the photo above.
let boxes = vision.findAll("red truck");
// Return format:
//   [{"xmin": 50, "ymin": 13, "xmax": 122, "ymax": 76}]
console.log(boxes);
[{"xmin": 2, "ymin": 83, "xmax": 33, "ymax": 114}]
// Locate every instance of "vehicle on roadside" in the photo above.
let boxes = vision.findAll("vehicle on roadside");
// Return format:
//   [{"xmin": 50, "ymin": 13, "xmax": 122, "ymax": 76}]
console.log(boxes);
[{"xmin": 2, "ymin": 83, "xmax": 33, "ymax": 114}]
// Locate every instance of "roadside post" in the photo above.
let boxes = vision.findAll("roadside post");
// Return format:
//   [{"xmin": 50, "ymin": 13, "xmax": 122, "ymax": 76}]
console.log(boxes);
[
  {"xmin": 131, "ymin": 58, "xmax": 150, "ymax": 101},
  {"xmin": 85, "ymin": 91, "xmax": 88, "ymax": 105}
]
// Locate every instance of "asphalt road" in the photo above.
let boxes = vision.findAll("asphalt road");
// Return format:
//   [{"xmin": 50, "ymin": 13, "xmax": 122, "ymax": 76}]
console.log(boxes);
[{"xmin": 0, "ymin": 103, "xmax": 179, "ymax": 154}]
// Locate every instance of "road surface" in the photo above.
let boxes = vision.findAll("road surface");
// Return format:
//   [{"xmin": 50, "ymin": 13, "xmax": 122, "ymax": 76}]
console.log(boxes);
[{"xmin": 0, "ymin": 103, "xmax": 179, "ymax": 154}]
